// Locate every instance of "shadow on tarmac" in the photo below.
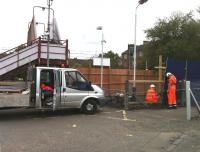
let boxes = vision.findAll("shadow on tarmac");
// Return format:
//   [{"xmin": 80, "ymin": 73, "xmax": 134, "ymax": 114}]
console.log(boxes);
[{"xmin": 0, "ymin": 108, "xmax": 82, "ymax": 121}]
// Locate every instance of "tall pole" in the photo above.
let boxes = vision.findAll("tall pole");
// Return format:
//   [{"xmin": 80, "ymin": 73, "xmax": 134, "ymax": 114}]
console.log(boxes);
[
  {"xmin": 101, "ymin": 29, "xmax": 104, "ymax": 88},
  {"xmin": 97, "ymin": 26, "xmax": 106, "ymax": 88},
  {"xmin": 32, "ymin": 3, "xmax": 54, "ymax": 67},
  {"xmin": 133, "ymin": 4, "xmax": 140, "ymax": 87},
  {"xmin": 133, "ymin": 0, "xmax": 148, "ymax": 87},
  {"xmin": 32, "ymin": 6, "xmax": 55, "ymax": 35},
  {"xmin": 47, "ymin": 0, "xmax": 51, "ymax": 67}
]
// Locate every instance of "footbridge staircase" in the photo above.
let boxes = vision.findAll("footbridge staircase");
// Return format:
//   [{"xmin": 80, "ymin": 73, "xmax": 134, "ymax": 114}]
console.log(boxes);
[{"xmin": 0, "ymin": 37, "xmax": 69, "ymax": 80}]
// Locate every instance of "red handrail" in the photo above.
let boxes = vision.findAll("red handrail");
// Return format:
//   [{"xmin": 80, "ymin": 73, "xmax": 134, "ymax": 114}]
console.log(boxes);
[{"xmin": 0, "ymin": 37, "xmax": 67, "ymax": 59}]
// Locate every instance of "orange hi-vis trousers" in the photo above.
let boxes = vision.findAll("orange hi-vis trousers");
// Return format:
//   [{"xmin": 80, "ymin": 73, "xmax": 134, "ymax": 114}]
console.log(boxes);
[{"xmin": 167, "ymin": 85, "xmax": 176, "ymax": 106}]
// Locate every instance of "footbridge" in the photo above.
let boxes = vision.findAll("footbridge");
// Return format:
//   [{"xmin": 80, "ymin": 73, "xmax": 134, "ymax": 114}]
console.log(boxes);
[{"xmin": 0, "ymin": 37, "xmax": 69, "ymax": 79}]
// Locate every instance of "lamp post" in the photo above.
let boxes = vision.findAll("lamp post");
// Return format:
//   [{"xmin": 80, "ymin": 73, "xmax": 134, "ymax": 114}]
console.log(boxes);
[
  {"xmin": 36, "ymin": 22, "xmax": 46, "ymax": 33},
  {"xmin": 97, "ymin": 26, "xmax": 106, "ymax": 88},
  {"xmin": 32, "ymin": 5, "xmax": 54, "ymax": 35},
  {"xmin": 28, "ymin": 22, "xmax": 46, "ymax": 33},
  {"xmin": 33, "ymin": 1, "xmax": 54, "ymax": 67},
  {"xmin": 47, "ymin": 0, "xmax": 53, "ymax": 67},
  {"xmin": 33, "ymin": 6, "xmax": 54, "ymax": 22},
  {"xmin": 133, "ymin": 0, "xmax": 148, "ymax": 86}
]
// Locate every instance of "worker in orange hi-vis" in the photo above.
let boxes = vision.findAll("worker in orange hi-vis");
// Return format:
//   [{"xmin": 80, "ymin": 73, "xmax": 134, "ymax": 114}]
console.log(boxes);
[
  {"xmin": 145, "ymin": 84, "xmax": 159, "ymax": 104},
  {"xmin": 61, "ymin": 64, "xmax": 65, "ymax": 68},
  {"xmin": 166, "ymin": 72, "xmax": 177, "ymax": 109}
]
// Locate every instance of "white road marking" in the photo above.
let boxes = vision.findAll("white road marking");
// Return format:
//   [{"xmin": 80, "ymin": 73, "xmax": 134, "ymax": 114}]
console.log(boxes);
[{"xmin": 106, "ymin": 116, "xmax": 136, "ymax": 122}]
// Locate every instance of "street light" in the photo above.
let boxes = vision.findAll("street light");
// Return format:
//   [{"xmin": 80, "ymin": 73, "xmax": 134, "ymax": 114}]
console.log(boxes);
[
  {"xmin": 97, "ymin": 26, "xmax": 106, "ymax": 88},
  {"xmin": 133, "ymin": 0, "xmax": 148, "ymax": 86},
  {"xmin": 36, "ymin": 22, "xmax": 46, "ymax": 33},
  {"xmin": 33, "ymin": 1, "xmax": 54, "ymax": 67},
  {"xmin": 47, "ymin": 0, "xmax": 54, "ymax": 67},
  {"xmin": 32, "ymin": 5, "xmax": 54, "ymax": 36},
  {"xmin": 32, "ymin": 6, "xmax": 54, "ymax": 22},
  {"xmin": 28, "ymin": 22, "xmax": 46, "ymax": 33}
]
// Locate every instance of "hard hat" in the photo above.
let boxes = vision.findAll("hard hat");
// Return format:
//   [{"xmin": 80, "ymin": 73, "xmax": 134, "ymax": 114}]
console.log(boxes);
[
  {"xmin": 150, "ymin": 84, "xmax": 155, "ymax": 88},
  {"xmin": 166, "ymin": 72, "xmax": 172, "ymax": 77}
]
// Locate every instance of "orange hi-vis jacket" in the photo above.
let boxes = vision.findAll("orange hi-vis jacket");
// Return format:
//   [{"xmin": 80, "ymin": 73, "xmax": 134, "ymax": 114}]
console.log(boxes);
[
  {"xmin": 145, "ymin": 88, "xmax": 159, "ymax": 103},
  {"xmin": 167, "ymin": 75, "xmax": 177, "ymax": 106},
  {"xmin": 41, "ymin": 83, "xmax": 54, "ymax": 91}
]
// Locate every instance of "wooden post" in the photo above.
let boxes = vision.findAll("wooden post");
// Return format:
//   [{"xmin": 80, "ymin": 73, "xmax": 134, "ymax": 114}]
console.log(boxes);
[
  {"xmin": 158, "ymin": 55, "xmax": 162, "ymax": 91},
  {"xmin": 155, "ymin": 55, "xmax": 166, "ymax": 91},
  {"xmin": 158, "ymin": 55, "xmax": 162, "ymax": 82}
]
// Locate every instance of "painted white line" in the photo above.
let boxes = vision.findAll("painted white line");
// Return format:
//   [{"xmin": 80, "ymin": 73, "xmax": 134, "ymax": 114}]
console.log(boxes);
[
  {"xmin": 126, "ymin": 134, "xmax": 133, "ymax": 137},
  {"xmin": 123, "ymin": 118, "xmax": 136, "ymax": 122},
  {"xmin": 116, "ymin": 110, "xmax": 124, "ymax": 113},
  {"xmin": 72, "ymin": 124, "xmax": 77, "ymax": 128},
  {"xmin": 107, "ymin": 116, "xmax": 136, "ymax": 122},
  {"xmin": 122, "ymin": 110, "xmax": 128, "ymax": 120},
  {"xmin": 101, "ymin": 111, "xmax": 112, "ymax": 114}
]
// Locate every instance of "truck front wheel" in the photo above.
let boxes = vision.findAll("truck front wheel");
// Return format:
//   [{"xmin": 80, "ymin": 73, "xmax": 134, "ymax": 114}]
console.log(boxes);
[{"xmin": 82, "ymin": 99, "xmax": 97, "ymax": 115}]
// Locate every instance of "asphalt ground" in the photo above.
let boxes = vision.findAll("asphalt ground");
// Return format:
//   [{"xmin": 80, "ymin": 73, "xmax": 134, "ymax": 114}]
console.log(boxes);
[{"xmin": 0, "ymin": 106, "xmax": 199, "ymax": 152}]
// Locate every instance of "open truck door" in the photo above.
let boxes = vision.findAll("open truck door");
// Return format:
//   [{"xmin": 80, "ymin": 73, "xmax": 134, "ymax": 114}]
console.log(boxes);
[
  {"xmin": 31, "ymin": 67, "xmax": 61, "ymax": 110},
  {"xmin": 53, "ymin": 69, "xmax": 62, "ymax": 111}
]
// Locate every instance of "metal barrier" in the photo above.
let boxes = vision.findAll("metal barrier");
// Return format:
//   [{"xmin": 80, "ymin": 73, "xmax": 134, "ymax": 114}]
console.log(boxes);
[
  {"xmin": 186, "ymin": 81, "xmax": 200, "ymax": 120},
  {"xmin": 124, "ymin": 80, "xmax": 148, "ymax": 110}
]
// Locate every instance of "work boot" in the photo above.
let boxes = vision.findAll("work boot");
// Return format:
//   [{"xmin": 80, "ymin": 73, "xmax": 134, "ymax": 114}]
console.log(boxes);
[
  {"xmin": 172, "ymin": 104, "xmax": 177, "ymax": 109},
  {"xmin": 168, "ymin": 105, "xmax": 173, "ymax": 109}
]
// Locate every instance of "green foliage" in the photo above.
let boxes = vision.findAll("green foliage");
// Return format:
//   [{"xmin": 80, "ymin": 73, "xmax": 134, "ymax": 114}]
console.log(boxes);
[
  {"xmin": 70, "ymin": 58, "xmax": 92, "ymax": 68},
  {"xmin": 142, "ymin": 11, "xmax": 200, "ymax": 69},
  {"xmin": 98, "ymin": 50, "xmax": 122, "ymax": 68}
]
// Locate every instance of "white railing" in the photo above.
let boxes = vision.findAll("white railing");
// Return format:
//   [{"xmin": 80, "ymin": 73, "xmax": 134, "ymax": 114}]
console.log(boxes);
[{"xmin": 0, "ymin": 42, "xmax": 66, "ymax": 76}]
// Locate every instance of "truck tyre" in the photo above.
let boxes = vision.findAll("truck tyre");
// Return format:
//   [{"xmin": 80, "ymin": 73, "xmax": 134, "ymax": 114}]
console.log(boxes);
[{"xmin": 82, "ymin": 99, "xmax": 97, "ymax": 115}]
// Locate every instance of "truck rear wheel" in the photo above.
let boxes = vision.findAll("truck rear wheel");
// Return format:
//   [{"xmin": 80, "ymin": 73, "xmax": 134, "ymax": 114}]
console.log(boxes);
[{"xmin": 82, "ymin": 99, "xmax": 97, "ymax": 115}]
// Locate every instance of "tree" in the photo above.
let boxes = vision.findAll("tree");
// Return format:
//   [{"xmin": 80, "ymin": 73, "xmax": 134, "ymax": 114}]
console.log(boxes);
[
  {"xmin": 141, "ymin": 11, "xmax": 200, "ymax": 69},
  {"xmin": 70, "ymin": 58, "xmax": 92, "ymax": 68},
  {"xmin": 98, "ymin": 50, "xmax": 122, "ymax": 68}
]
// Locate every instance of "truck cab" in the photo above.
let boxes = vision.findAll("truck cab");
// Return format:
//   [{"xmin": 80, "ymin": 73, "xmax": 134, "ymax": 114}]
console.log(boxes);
[{"xmin": 30, "ymin": 67, "xmax": 105, "ymax": 114}]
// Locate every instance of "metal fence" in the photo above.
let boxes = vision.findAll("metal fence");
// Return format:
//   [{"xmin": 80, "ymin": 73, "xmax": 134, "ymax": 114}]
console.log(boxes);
[{"xmin": 186, "ymin": 81, "xmax": 200, "ymax": 120}]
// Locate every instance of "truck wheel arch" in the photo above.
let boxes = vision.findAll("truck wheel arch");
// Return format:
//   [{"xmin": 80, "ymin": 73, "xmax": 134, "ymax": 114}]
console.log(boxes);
[{"xmin": 81, "ymin": 98, "xmax": 99, "ymax": 114}]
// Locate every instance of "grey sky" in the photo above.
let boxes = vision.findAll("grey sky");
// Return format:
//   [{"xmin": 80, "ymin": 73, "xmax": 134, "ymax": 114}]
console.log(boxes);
[{"xmin": 0, "ymin": 0, "xmax": 199, "ymax": 58}]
